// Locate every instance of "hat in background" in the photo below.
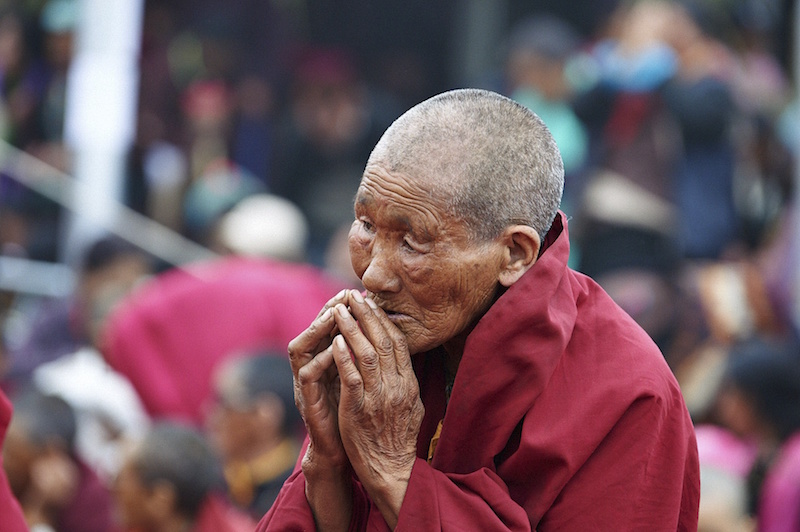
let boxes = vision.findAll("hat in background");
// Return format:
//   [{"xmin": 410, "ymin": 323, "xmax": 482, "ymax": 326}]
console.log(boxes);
[{"xmin": 216, "ymin": 194, "xmax": 309, "ymax": 262}]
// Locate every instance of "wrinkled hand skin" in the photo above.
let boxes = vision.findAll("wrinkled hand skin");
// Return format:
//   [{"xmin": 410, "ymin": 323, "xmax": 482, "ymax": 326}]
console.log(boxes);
[
  {"xmin": 331, "ymin": 290, "xmax": 425, "ymax": 529},
  {"xmin": 288, "ymin": 289, "xmax": 353, "ymax": 531},
  {"xmin": 288, "ymin": 289, "xmax": 425, "ymax": 530},
  {"xmin": 289, "ymin": 289, "xmax": 349, "ymax": 466}
]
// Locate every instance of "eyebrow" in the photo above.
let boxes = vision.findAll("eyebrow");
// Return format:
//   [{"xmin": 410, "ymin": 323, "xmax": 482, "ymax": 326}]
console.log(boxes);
[{"xmin": 355, "ymin": 194, "xmax": 434, "ymax": 240}]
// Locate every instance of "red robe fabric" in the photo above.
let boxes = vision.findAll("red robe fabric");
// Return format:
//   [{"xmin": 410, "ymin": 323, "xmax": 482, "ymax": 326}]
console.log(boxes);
[
  {"xmin": 192, "ymin": 495, "xmax": 257, "ymax": 532},
  {"xmin": 101, "ymin": 257, "xmax": 344, "ymax": 425},
  {"xmin": 0, "ymin": 390, "xmax": 29, "ymax": 532},
  {"xmin": 257, "ymin": 213, "xmax": 700, "ymax": 530}
]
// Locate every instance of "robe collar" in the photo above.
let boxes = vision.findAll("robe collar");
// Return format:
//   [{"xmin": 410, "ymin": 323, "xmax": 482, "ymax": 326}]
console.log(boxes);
[{"xmin": 424, "ymin": 211, "xmax": 578, "ymax": 473}]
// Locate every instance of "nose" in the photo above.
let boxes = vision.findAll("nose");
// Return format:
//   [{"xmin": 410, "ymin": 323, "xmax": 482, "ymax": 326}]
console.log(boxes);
[{"xmin": 359, "ymin": 242, "xmax": 401, "ymax": 294}]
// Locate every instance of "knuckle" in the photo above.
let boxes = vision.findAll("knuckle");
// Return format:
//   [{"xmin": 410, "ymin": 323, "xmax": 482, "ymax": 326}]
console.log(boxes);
[
  {"xmin": 377, "ymin": 335, "xmax": 394, "ymax": 353},
  {"xmin": 340, "ymin": 368, "xmax": 363, "ymax": 391},
  {"xmin": 359, "ymin": 348, "xmax": 378, "ymax": 369},
  {"xmin": 296, "ymin": 366, "xmax": 312, "ymax": 386},
  {"xmin": 394, "ymin": 335, "xmax": 409, "ymax": 353},
  {"xmin": 287, "ymin": 343, "xmax": 299, "ymax": 359}
]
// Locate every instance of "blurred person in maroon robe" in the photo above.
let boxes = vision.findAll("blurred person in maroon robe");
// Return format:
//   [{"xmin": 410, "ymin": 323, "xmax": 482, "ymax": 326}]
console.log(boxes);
[
  {"xmin": 99, "ymin": 196, "xmax": 346, "ymax": 426},
  {"xmin": 3, "ymin": 387, "xmax": 119, "ymax": 532}
]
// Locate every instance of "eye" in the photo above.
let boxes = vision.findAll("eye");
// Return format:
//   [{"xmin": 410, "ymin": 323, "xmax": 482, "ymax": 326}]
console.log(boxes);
[
  {"xmin": 360, "ymin": 218, "xmax": 375, "ymax": 233},
  {"xmin": 402, "ymin": 235, "xmax": 426, "ymax": 253}
]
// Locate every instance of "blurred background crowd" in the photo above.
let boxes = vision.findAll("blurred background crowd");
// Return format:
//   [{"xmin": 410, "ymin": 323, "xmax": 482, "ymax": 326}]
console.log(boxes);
[{"xmin": 0, "ymin": 0, "xmax": 797, "ymax": 530}]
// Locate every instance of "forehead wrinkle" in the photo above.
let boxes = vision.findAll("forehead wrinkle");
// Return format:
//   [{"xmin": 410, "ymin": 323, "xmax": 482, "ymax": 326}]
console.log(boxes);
[{"xmin": 357, "ymin": 166, "xmax": 444, "ymax": 235}]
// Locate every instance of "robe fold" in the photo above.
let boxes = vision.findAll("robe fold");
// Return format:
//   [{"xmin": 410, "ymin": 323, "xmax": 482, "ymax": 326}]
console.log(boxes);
[{"xmin": 257, "ymin": 212, "xmax": 700, "ymax": 530}]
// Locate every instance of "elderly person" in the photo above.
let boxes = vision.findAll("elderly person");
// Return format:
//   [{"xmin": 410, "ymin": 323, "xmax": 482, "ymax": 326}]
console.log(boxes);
[{"xmin": 258, "ymin": 89, "xmax": 700, "ymax": 530}]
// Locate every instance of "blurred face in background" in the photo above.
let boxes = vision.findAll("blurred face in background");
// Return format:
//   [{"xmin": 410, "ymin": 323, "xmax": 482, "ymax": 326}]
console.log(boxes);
[
  {"xmin": 2, "ymin": 422, "xmax": 36, "ymax": 497},
  {"xmin": 113, "ymin": 455, "xmax": 157, "ymax": 530}
]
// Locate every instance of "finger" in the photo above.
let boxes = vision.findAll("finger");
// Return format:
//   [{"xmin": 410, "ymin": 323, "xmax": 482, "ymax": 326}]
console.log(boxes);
[
  {"xmin": 344, "ymin": 291, "xmax": 399, "ymax": 373},
  {"xmin": 288, "ymin": 307, "xmax": 336, "ymax": 373},
  {"xmin": 361, "ymin": 296, "xmax": 412, "ymax": 375},
  {"xmin": 288, "ymin": 289, "xmax": 349, "ymax": 363},
  {"xmin": 334, "ymin": 301, "xmax": 394, "ymax": 394},
  {"xmin": 331, "ymin": 334, "xmax": 364, "ymax": 403},
  {"xmin": 333, "ymin": 303, "xmax": 380, "ymax": 384},
  {"xmin": 296, "ymin": 343, "xmax": 337, "ymax": 387}
]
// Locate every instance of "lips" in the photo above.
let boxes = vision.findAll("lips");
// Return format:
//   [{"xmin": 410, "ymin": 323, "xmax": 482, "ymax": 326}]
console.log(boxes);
[{"xmin": 367, "ymin": 296, "xmax": 405, "ymax": 320}]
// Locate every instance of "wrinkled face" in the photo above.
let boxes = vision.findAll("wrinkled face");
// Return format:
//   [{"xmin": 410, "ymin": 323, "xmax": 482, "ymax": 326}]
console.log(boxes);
[{"xmin": 348, "ymin": 163, "xmax": 504, "ymax": 355}]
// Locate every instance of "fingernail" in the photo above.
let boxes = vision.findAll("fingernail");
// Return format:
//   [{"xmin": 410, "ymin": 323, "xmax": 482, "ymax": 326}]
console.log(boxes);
[
  {"xmin": 334, "ymin": 335, "xmax": 346, "ymax": 349},
  {"xmin": 320, "ymin": 308, "xmax": 332, "ymax": 321},
  {"xmin": 351, "ymin": 290, "xmax": 364, "ymax": 303},
  {"xmin": 365, "ymin": 298, "xmax": 378, "ymax": 309},
  {"xmin": 336, "ymin": 304, "xmax": 349, "ymax": 318},
  {"xmin": 336, "ymin": 289, "xmax": 347, "ymax": 299}
]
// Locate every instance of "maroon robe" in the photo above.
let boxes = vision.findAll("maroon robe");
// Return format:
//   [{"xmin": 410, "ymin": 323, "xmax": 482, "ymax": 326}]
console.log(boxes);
[
  {"xmin": 0, "ymin": 390, "xmax": 27, "ymax": 532},
  {"xmin": 257, "ymin": 213, "xmax": 700, "ymax": 530},
  {"xmin": 101, "ymin": 256, "xmax": 344, "ymax": 425}
]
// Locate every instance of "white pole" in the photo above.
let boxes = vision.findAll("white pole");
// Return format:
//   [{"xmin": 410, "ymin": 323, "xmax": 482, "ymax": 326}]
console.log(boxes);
[{"xmin": 62, "ymin": 0, "xmax": 144, "ymax": 266}]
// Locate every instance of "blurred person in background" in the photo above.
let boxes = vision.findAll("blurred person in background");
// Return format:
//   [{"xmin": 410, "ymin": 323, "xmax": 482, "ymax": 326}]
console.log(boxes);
[
  {"xmin": 714, "ymin": 338, "xmax": 800, "ymax": 531},
  {"xmin": 3, "ymin": 387, "xmax": 118, "ymax": 532},
  {"xmin": 207, "ymin": 192, "xmax": 309, "ymax": 262},
  {"xmin": 113, "ymin": 421, "xmax": 254, "ymax": 532},
  {"xmin": 99, "ymin": 194, "xmax": 345, "ymax": 426},
  {"xmin": 570, "ymin": 0, "xmax": 751, "ymax": 261},
  {"xmin": 271, "ymin": 46, "xmax": 401, "ymax": 265},
  {"xmin": 206, "ymin": 351, "xmax": 304, "ymax": 520},
  {"xmin": 1, "ymin": 234, "xmax": 154, "ymax": 391},
  {"xmin": 503, "ymin": 14, "xmax": 589, "ymax": 217},
  {"xmin": 0, "ymin": 6, "xmax": 48, "ymax": 149},
  {"xmin": 693, "ymin": 423, "xmax": 756, "ymax": 532},
  {"xmin": 1, "ymin": 235, "xmax": 153, "ymax": 484}
]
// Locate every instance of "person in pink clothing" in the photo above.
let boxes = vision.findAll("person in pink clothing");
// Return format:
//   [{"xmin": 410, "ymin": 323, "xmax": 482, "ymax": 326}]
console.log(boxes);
[
  {"xmin": 257, "ymin": 88, "xmax": 700, "ymax": 530},
  {"xmin": 100, "ymin": 255, "xmax": 345, "ymax": 426},
  {"xmin": 715, "ymin": 338, "xmax": 800, "ymax": 531}
]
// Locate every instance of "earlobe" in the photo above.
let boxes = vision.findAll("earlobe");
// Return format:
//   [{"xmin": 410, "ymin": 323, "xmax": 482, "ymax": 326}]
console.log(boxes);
[{"xmin": 498, "ymin": 225, "xmax": 541, "ymax": 288}]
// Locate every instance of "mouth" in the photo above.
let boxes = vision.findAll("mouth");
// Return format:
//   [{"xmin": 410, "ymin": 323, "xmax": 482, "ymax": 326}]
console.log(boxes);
[{"xmin": 367, "ymin": 295, "xmax": 407, "ymax": 322}]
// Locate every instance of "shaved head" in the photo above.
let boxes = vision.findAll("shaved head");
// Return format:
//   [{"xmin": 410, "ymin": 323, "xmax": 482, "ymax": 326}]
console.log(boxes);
[{"xmin": 366, "ymin": 88, "xmax": 564, "ymax": 241}]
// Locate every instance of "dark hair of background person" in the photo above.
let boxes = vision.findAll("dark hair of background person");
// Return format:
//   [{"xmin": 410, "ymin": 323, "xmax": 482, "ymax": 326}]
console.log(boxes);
[
  {"xmin": 11, "ymin": 386, "xmax": 77, "ymax": 451},
  {"xmin": 133, "ymin": 422, "xmax": 226, "ymax": 518},
  {"xmin": 233, "ymin": 353, "xmax": 301, "ymax": 435},
  {"xmin": 723, "ymin": 339, "xmax": 800, "ymax": 442}
]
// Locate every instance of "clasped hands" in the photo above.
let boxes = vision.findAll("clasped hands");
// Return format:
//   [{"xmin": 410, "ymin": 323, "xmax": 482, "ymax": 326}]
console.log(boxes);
[{"xmin": 288, "ymin": 289, "xmax": 425, "ymax": 529}]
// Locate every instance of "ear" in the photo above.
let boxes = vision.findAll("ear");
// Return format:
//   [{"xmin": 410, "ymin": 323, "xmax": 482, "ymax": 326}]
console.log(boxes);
[{"xmin": 497, "ymin": 225, "xmax": 541, "ymax": 288}]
